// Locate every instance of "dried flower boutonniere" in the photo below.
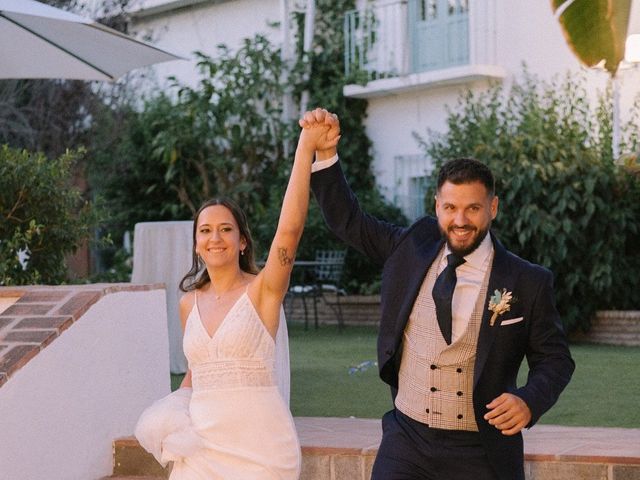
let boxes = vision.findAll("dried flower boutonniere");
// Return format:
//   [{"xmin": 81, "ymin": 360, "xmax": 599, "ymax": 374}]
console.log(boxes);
[{"xmin": 488, "ymin": 289, "xmax": 514, "ymax": 326}]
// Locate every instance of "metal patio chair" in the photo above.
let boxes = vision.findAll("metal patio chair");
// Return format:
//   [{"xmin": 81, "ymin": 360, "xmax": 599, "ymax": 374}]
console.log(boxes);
[{"xmin": 287, "ymin": 249, "xmax": 347, "ymax": 330}]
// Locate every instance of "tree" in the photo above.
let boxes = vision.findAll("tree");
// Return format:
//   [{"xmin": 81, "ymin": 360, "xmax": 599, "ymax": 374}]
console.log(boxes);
[{"xmin": 88, "ymin": 36, "xmax": 292, "ymax": 255}]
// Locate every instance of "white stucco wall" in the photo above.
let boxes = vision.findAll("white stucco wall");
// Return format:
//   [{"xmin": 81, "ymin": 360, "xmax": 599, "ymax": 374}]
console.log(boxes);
[
  {"xmin": 365, "ymin": 81, "xmax": 489, "ymax": 196},
  {"xmin": 494, "ymin": 1, "xmax": 577, "ymax": 76},
  {"xmin": 0, "ymin": 289, "xmax": 170, "ymax": 480},
  {"xmin": 131, "ymin": 0, "xmax": 282, "ymax": 87}
]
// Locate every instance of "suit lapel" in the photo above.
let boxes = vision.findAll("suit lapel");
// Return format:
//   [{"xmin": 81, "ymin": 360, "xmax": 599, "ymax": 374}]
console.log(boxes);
[
  {"xmin": 474, "ymin": 234, "xmax": 515, "ymax": 389},
  {"xmin": 393, "ymin": 237, "xmax": 444, "ymax": 341}
]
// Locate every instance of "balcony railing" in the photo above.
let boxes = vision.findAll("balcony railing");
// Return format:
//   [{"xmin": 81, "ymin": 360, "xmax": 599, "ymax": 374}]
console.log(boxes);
[
  {"xmin": 344, "ymin": 0, "xmax": 410, "ymax": 79},
  {"xmin": 344, "ymin": 0, "xmax": 496, "ymax": 82}
]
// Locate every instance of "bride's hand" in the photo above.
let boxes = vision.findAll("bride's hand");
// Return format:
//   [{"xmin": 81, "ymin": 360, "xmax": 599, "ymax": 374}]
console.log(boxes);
[{"xmin": 298, "ymin": 108, "xmax": 341, "ymax": 154}]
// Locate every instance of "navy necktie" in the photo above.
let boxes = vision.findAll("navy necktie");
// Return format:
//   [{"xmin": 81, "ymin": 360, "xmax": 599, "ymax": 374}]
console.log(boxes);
[{"xmin": 432, "ymin": 253, "xmax": 466, "ymax": 345}]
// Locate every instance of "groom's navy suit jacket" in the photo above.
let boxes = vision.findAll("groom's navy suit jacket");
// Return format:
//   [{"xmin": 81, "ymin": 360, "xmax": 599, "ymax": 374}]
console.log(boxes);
[{"xmin": 311, "ymin": 162, "xmax": 574, "ymax": 480}]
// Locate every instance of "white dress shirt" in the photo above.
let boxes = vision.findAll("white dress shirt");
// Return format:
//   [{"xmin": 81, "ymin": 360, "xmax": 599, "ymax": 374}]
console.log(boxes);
[
  {"xmin": 439, "ymin": 234, "xmax": 493, "ymax": 342},
  {"xmin": 311, "ymin": 153, "xmax": 339, "ymax": 173}
]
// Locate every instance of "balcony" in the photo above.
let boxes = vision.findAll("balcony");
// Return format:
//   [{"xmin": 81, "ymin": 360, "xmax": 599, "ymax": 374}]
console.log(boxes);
[{"xmin": 343, "ymin": 0, "xmax": 507, "ymax": 98}]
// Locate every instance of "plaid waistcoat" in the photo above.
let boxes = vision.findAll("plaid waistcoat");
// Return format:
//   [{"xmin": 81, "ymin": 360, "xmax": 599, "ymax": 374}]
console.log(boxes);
[{"xmin": 395, "ymin": 248, "xmax": 493, "ymax": 431}]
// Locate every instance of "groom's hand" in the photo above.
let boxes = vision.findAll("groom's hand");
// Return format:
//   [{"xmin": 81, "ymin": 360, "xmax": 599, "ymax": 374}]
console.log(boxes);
[
  {"xmin": 299, "ymin": 108, "xmax": 340, "ymax": 160},
  {"xmin": 484, "ymin": 393, "xmax": 532, "ymax": 435}
]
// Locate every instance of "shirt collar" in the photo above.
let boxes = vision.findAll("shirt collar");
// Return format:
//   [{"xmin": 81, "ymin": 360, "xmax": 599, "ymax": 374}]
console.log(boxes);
[{"xmin": 443, "ymin": 232, "xmax": 493, "ymax": 269}]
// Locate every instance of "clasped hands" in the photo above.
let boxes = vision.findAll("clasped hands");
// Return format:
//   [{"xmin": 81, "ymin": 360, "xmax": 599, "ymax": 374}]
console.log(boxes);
[{"xmin": 298, "ymin": 108, "xmax": 341, "ymax": 159}]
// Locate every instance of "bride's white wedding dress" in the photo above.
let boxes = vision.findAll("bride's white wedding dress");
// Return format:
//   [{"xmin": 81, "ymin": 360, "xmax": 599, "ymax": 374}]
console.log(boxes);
[{"xmin": 135, "ymin": 291, "xmax": 301, "ymax": 479}]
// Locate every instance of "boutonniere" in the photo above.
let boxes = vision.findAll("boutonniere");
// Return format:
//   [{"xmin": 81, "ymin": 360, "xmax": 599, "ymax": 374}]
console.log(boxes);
[{"xmin": 488, "ymin": 289, "xmax": 514, "ymax": 326}]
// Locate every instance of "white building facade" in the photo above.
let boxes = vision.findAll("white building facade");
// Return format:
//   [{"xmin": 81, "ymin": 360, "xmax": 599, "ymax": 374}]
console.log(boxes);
[
  {"xmin": 130, "ymin": 0, "xmax": 285, "ymax": 87},
  {"xmin": 130, "ymin": 0, "xmax": 640, "ymax": 220}
]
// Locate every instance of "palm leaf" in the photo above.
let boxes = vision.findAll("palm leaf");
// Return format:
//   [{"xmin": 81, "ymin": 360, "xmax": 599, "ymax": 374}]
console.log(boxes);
[{"xmin": 551, "ymin": 0, "xmax": 632, "ymax": 75}]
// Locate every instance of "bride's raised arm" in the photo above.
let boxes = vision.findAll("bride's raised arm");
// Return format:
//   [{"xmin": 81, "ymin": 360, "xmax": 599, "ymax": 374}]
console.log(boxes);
[{"xmin": 251, "ymin": 108, "xmax": 340, "ymax": 335}]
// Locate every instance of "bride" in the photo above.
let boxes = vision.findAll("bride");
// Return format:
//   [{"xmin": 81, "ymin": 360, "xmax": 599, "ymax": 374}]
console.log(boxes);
[{"xmin": 135, "ymin": 108, "xmax": 340, "ymax": 479}]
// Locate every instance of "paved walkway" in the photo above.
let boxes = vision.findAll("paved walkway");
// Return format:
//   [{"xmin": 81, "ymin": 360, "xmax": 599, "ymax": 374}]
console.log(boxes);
[{"xmin": 295, "ymin": 417, "xmax": 640, "ymax": 464}]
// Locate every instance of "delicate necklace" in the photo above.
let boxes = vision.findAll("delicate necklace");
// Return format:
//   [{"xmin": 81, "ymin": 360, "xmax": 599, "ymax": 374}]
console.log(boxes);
[{"xmin": 211, "ymin": 275, "xmax": 244, "ymax": 300}]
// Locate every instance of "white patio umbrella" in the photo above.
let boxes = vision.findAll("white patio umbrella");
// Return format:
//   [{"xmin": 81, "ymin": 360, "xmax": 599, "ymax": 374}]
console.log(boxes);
[{"xmin": 0, "ymin": 0, "xmax": 182, "ymax": 82}]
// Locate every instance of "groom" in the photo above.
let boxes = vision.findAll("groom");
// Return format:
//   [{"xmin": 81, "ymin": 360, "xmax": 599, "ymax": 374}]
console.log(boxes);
[{"xmin": 301, "ymin": 110, "xmax": 574, "ymax": 480}]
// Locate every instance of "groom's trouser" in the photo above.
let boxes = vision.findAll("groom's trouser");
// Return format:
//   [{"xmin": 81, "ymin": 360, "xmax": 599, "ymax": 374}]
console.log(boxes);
[{"xmin": 371, "ymin": 409, "xmax": 499, "ymax": 480}]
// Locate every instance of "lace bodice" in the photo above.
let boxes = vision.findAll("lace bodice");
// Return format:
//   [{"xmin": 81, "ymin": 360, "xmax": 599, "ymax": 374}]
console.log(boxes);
[{"xmin": 183, "ymin": 292, "xmax": 277, "ymax": 391}]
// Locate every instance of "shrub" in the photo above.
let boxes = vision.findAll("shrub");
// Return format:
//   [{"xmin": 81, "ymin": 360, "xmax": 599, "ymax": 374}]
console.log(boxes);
[
  {"xmin": 0, "ymin": 146, "xmax": 98, "ymax": 285},
  {"xmin": 417, "ymin": 71, "xmax": 640, "ymax": 331}
]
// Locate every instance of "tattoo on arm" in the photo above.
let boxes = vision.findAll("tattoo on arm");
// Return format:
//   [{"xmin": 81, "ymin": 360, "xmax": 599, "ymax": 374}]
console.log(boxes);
[{"xmin": 278, "ymin": 247, "xmax": 294, "ymax": 266}]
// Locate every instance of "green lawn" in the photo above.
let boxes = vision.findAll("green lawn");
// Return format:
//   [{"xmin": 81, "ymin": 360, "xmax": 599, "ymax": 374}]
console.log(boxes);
[
  {"xmin": 288, "ymin": 324, "xmax": 390, "ymax": 418},
  {"xmin": 172, "ymin": 324, "xmax": 640, "ymax": 428},
  {"xmin": 532, "ymin": 342, "xmax": 640, "ymax": 428}
]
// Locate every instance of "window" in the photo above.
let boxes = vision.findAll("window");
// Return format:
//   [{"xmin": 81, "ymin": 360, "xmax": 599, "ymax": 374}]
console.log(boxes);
[
  {"xmin": 411, "ymin": 0, "xmax": 470, "ymax": 73},
  {"xmin": 394, "ymin": 154, "xmax": 432, "ymax": 221}
]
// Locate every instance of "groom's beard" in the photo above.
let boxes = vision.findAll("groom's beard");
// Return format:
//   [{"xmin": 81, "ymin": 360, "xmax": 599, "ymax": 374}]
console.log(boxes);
[{"xmin": 440, "ymin": 223, "xmax": 490, "ymax": 258}]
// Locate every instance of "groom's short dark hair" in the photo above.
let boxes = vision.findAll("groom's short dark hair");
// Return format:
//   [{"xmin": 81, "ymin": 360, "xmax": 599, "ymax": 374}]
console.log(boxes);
[{"xmin": 437, "ymin": 158, "xmax": 495, "ymax": 196}]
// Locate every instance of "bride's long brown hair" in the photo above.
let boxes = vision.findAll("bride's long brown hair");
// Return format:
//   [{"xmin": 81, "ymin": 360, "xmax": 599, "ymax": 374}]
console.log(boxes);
[{"xmin": 179, "ymin": 198, "xmax": 259, "ymax": 292}]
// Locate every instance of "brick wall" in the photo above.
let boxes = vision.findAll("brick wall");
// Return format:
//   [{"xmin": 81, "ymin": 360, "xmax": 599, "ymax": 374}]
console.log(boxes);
[
  {"xmin": 571, "ymin": 310, "xmax": 640, "ymax": 347},
  {"xmin": 109, "ymin": 421, "xmax": 640, "ymax": 480},
  {"xmin": 285, "ymin": 294, "xmax": 640, "ymax": 347},
  {"xmin": 284, "ymin": 294, "xmax": 381, "ymax": 328}
]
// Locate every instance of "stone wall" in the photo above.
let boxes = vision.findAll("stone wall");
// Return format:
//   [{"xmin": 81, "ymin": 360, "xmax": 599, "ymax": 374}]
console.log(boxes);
[
  {"xmin": 109, "ymin": 421, "xmax": 640, "ymax": 480},
  {"xmin": 285, "ymin": 294, "xmax": 640, "ymax": 347},
  {"xmin": 284, "ymin": 294, "xmax": 381, "ymax": 328},
  {"xmin": 571, "ymin": 310, "xmax": 640, "ymax": 346}
]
